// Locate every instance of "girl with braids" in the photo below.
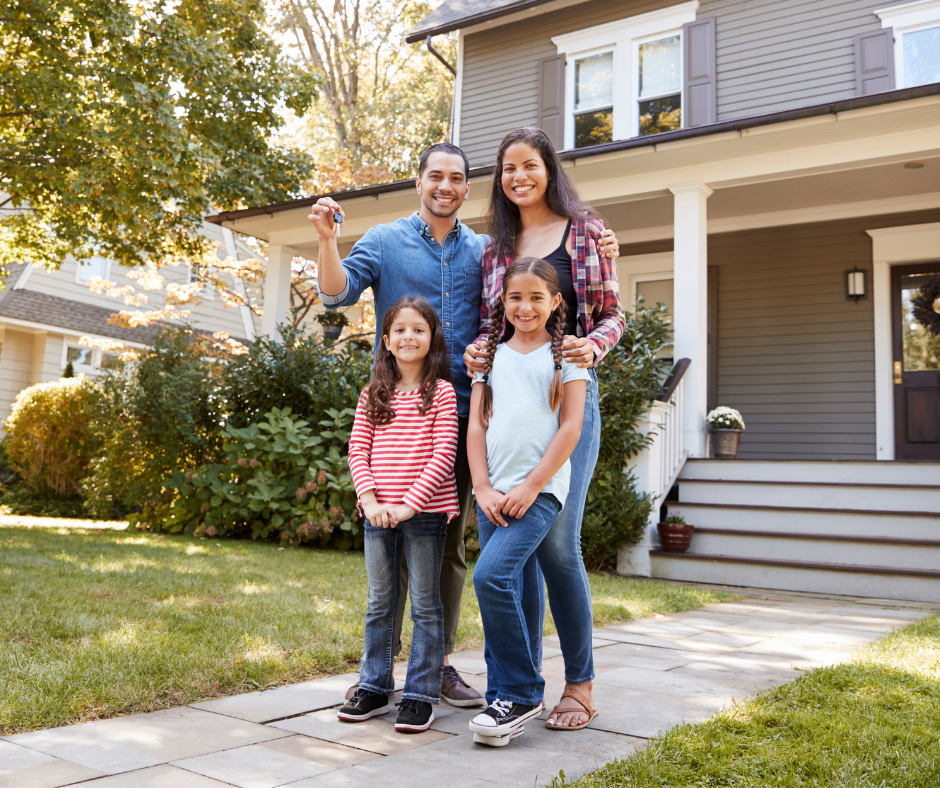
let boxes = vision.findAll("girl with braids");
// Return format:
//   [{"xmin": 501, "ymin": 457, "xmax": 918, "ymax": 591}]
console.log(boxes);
[
  {"xmin": 464, "ymin": 127, "xmax": 625, "ymax": 733},
  {"xmin": 466, "ymin": 258, "xmax": 589, "ymax": 746},
  {"xmin": 343, "ymin": 295, "xmax": 459, "ymax": 734}
]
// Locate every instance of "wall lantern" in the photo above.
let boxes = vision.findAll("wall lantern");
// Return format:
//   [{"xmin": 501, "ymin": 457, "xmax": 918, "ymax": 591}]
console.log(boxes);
[{"xmin": 846, "ymin": 267, "xmax": 866, "ymax": 302}]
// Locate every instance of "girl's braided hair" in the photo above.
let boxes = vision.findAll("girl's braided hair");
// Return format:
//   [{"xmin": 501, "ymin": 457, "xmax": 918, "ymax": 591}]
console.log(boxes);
[
  {"xmin": 367, "ymin": 295, "xmax": 450, "ymax": 426},
  {"xmin": 479, "ymin": 257, "xmax": 567, "ymax": 427}
]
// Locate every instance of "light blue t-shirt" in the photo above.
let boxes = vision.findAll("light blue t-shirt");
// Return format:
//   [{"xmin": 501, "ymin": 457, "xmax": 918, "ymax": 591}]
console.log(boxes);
[{"xmin": 473, "ymin": 342, "xmax": 590, "ymax": 507}]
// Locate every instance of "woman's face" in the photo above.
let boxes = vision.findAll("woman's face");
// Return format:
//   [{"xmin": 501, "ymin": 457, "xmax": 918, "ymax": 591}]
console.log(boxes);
[{"xmin": 500, "ymin": 142, "xmax": 550, "ymax": 210}]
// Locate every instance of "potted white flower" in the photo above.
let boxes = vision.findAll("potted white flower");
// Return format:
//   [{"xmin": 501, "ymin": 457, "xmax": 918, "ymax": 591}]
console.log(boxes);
[{"xmin": 707, "ymin": 407, "xmax": 745, "ymax": 459}]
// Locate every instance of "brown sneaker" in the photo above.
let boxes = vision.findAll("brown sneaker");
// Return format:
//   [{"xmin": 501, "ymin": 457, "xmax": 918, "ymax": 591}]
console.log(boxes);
[
  {"xmin": 345, "ymin": 682, "xmax": 359, "ymax": 701},
  {"xmin": 441, "ymin": 665, "xmax": 485, "ymax": 707}
]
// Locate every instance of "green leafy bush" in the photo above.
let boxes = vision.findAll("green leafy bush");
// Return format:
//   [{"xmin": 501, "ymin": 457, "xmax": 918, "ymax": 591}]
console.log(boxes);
[
  {"xmin": 582, "ymin": 301, "xmax": 672, "ymax": 567},
  {"xmin": 3, "ymin": 378, "xmax": 102, "ymax": 496},
  {"xmin": 164, "ymin": 407, "xmax": 363, "ymax": 547}
]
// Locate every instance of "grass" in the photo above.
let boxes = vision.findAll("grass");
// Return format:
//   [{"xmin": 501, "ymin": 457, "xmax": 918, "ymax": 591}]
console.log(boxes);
[
  {"xmin": 563, "ymin": 613, "xmax": 940, "ymax": 788},
  {"xmin": 0, "ymin": 525, "xmax": 733, "ymax": 734}
]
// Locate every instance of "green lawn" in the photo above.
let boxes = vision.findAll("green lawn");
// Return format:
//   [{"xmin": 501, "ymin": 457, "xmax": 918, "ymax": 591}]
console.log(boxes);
[
  {"xmin": 564, "ymin": 613, "xmax": 940, "ymax": 788},
  {"xmin": 0, "ymin": 525, "xmax": 732, "ymax": 734}
]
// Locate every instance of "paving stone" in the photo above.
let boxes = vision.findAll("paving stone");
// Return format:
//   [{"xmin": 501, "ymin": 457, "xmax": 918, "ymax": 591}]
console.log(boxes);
[
  {"xmin": 190, "ymin": 672, "xmax": 361, "ymax": 723},
  {"xmin": 594, "ymin": 665, "xmax": 759, "ymax": 701},
  {"xmin": 590, "ymin": 629, "xmax": 739, "ymax": 653},
  {"xmin": 739, "ymin": 639, "xmax": 856, "ymax": 667},
  {"xmin": 3, "ymin": 708, "xmax": 290, "ymax": 775},
  {"xmin": 676, "ymin": 630, "xmax": 768, "ymax": 649},
  {"xmin": 669, "ymin": 660, "xmax": 794, "ymax": 687},
  {"xmin": 447, "ymin": 657, "xmax": 487, "ymax": 675},
  {"xmin": 72, "ymin": 764, "xmax": 232, "ymax": 786},
  {"xmin": 0, "ymin": 740, "xmax": 104, "ymax": 788},
  {"xmin": 588, "ymin": 642, "xmax": 694, "ymax": 671},
  {"xmin": 587, "ymin": 685, "xmax": 724, "ymax": 739},
  {"xmin": 595, "ymin": 620, "xmax": 712, "ymax": 639},
  {"xmin": 172, "ymin": 735, "xmax": 380, "ymax": 788},
  {"xmin": 269, "ymin": 708, "xmax": 452, "ymax": 756}
]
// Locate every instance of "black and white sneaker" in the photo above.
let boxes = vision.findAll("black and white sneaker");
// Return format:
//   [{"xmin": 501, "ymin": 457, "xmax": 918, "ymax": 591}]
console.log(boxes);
[
  {"xmin": 337, "ymin": 688, "xmax": 390, "ymax": 722},
  {"xmin": 394, "ymin": 699, "xmax": 434, "ymax": 733},
  {"xmin": 468, "ymin": 699, "xmax": 541, "ymax": 738}
]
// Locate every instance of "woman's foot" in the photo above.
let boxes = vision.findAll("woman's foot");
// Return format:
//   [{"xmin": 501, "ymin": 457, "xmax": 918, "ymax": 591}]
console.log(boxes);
[{"xmin": 546, "ymin": 682, "xmax": 594, "ymax": 728}]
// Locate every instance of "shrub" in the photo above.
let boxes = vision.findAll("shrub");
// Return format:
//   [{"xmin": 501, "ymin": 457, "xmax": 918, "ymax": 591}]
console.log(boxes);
[
  {"xmin": 164, "ymin": 406, "xmax": 363, "ymax": 548},
  {"xmin": 4, "ymin": 378, "xmax": 102, "ymax": 496},
  {"xmin": 581, "ymin": 301, "xmax": 672, "ymax": 567}
]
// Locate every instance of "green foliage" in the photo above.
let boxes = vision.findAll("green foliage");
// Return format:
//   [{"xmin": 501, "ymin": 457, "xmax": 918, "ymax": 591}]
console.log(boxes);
[
  {"xmin": 582, "ymin": 301, "xmax": 673, "ymax": 566},
  {"xmin": 0, "ymin": 482, "xmax": 85, "ymax": 518},
  {"xmin": 661, "ymin": 511, "xmax": 686, "ymax": 525},
  {"xmin": 3, "ymin": 378, "xmax": 102, "ymax": 496},
  {"xmin": 61, "ymin": 361, "xmax": 74, "ymax": 379},
  {"xmin": 82, "ymin": 326, "xmax": 223, "ymax": 520},
  {"xmin": 165, "ymin": 407, "xmax": 362, "ymax": 548},
  {"xmin": 0, "ymin": 0, "xmax": 316, "ymax": 283}
]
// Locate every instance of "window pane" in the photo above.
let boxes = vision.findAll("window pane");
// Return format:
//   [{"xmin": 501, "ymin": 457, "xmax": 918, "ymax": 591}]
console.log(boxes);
[
  {"xmin": 66, "ymin": 346, "xmax": 93, "ymax": 366},
  {"xmin": 639, "ymin": 35, "xmax": 680, "ymax": 98},
  {"xmin": 100, "ymin": 353, "xmax": 122, "ymax": 370},
  {"xmin": 904, "ymin": 26, "xmax": 940, "ymax": 87},
  {"xmin": 901, "ymin": 273, "xmax": 940, "ymax": 372},
  {"xmin": 639, "ymin": 94, "xmax": 681, "ymax": 136},
  {"xmin": 77, "ymin": 256, "xmax": 108, "ymax": 283},
  {"xmin": 575, "ymin": 52, "xmax": 613, "ymax": 111},
  {"xmin": 575, "ymin": 110, "xmax": 613, "ymax": 148}
]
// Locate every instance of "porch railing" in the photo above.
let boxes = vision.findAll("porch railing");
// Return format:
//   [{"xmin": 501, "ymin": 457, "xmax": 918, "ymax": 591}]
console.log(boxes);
[{"xmin": 656, "ymin": 358, "xmax": 691, "ymax": 504}]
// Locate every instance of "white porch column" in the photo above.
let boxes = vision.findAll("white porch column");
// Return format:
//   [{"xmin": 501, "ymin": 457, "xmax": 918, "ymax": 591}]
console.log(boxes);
[
  {"xmin": 261, "ymin": 244, "xmax": 296, "ymax": 340},
  {"xmin": 670, "ymin": 184, "xmax": 712, "ymax": 458}
]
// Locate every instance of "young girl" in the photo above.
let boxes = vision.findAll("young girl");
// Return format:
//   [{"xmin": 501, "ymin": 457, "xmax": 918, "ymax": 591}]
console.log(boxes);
[
  {"xmin": 340, "ymin": 295, "xmax": 460, "ymax": 733},
  {"xmin": 467, "ymin": 258, "xmax": 589, "ymax": 745}
]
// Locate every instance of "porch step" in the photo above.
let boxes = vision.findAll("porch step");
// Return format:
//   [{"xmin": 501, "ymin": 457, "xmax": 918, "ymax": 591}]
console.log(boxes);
[
  {"xmin": 677, "ymin": 479, "xmax": 940, "ymax": 513},
  {"xmin": 682, "ymin": 458, "xmax": 940, "ymax": 486},
  {"xmin": 671, "ymin": 503, "xmax": 939, "ymax": 541},
  {"xmin": 690, "ymin": 527, "xmax": 940, "ymax": 572},
  {"xmin": 650, "ymin": 551, "xmax": 940, "ymax": 603}
]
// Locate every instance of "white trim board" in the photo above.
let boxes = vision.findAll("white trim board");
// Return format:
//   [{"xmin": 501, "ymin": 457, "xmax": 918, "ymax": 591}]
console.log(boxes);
[
  {"xmin": 866, "ymin": 221, "xmax": 940, "ymax": 460},
  {"xmin": 452, "ymin": 30, "xmax": 465, "ymax": 147},
  {"xmin": 0, "ymin": 316, "xmax": 148, "ymax": 348}
]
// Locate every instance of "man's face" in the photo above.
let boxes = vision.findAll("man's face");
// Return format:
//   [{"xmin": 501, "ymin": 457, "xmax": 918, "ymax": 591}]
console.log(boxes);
[{"xmin": 415, "ymin": 152, "xmax": 469, "ymax": 218}]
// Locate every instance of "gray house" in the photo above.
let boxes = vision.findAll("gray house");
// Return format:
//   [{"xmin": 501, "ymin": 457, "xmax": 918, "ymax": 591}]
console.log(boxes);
[{"xmin": 209, "ymin": 0, "xmax": 940, "ymax": 601}]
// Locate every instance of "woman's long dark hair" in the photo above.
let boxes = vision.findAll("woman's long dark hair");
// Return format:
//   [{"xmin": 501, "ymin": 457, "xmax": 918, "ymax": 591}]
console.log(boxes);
[
  {"xmin": 487, "ymin": 126, "xmax": 601, "ymax": 260},
  {"xmin": 479, "ymin": 257, "xmax": 567, "ymax": 427},
  {"xmin": 367, "ymin": 295, "xmax": 451, "ymax": 426}
]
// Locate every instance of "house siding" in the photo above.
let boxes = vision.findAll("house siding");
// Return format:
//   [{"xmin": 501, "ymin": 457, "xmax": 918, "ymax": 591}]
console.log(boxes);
[
  {"xmin": 458, "ymin": 0, "xmax": 883, "ymax": 165},
  {"xmin": 0, "ymin": 329, "xmax": 34, "ymax": 433}
]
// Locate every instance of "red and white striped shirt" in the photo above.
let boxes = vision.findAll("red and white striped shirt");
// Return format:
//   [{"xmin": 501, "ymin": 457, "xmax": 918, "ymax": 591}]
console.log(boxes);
[{"xmin": 348, "ymin": 381, "xmax": 460, "ymax": 521}]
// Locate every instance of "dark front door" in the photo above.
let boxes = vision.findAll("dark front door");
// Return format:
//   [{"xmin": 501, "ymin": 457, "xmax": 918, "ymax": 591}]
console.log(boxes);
[{"xmin": 892, "ymin": 262, "xmax": 940, "ymax": 460}]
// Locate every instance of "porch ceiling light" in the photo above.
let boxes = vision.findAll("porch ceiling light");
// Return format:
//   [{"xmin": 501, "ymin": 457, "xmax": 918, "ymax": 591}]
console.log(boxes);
[
  {"xmin": 846, "ymin": 266, "xmax": 867, "ymax": 302},
  {"xmin": 904, "ymin": 161, "xmax": 925, "ymax": 169}
]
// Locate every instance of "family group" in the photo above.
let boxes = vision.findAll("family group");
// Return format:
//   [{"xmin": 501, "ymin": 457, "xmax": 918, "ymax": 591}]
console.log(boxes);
[{"xmin": 308, "ymin": 127, "xmax": 625, "ymax": 747}]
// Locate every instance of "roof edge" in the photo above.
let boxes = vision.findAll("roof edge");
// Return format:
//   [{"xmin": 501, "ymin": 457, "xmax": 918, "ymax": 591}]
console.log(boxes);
[
  {"xmin": 404, "ymin": 0, "xmax": 554, "ymax": 43},
  {"xmin": 206, "ymin": 83, "xmax": 940, "ymax": 226}
]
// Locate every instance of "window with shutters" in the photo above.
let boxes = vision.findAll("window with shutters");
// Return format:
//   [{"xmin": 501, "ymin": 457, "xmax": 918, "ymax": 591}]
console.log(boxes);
[
  {"xmin": 876, "ymin": 0, "xmax": 940, "ymax": 88},
  {"xmin": 551, "ymin": 2, "xmax": 699, "ymax": 149}
]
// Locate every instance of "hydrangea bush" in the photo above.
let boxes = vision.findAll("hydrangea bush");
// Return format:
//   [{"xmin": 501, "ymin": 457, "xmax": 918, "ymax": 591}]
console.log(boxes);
[{"xmin": 707, "ymin": 406, "xmax": 745, "ymax": 431}]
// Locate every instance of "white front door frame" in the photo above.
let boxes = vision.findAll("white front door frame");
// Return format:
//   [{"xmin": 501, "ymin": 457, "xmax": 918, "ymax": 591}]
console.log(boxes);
[{"xmin": 866, "ymin": 221, "xmax": 940, "ymax": 460}]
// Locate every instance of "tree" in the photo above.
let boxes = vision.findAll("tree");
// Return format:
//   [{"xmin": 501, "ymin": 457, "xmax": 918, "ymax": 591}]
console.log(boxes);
[
  {"xmin": 271, "ymin": 0, "xmax": 455, "ymax": 192},
  {"xmin": 0, "ymin": 0, "xmax": 318, "ymax": 284}
]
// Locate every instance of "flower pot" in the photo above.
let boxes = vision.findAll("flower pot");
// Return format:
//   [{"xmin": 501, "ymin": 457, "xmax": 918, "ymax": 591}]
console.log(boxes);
[
  {"xmin": 710, "ymin": 428, "xmax": 743, "ymax": 459},
  {"xmin": 657, "ymin": 522, "xmax": 695, "ymax": 553},
  {"xmin": 322, "ymin": 324, "xmax": 343, "ymax": 340}
]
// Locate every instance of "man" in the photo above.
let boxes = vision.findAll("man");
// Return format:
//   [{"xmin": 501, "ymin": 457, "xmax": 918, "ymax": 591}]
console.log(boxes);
[{"xmin": 309, "ymin": 143, "xmax": 618, "ymax": 706}]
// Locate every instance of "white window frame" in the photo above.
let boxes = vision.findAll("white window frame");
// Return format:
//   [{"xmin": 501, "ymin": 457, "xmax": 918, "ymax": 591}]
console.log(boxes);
[
  {"xmin": 632, "ymin": 28, "xmax": 685, "ymax": 142},
  {"xmin": 876, "ymin": 0, "xmax": 940, "ymax": 88},
  {"xmin": 75, "ymin": 255, "xmax": 111, "ymax": 285},
  {"xmin": 569, "ymin": 46, "xmax": 617, "ymax": 149},
  {"xmin": 62, "ymin": 343, "xmax": 98, "ymax": 372},
  {"xmin": 552, "ymin": 1, "xmax": 698, "ymax": 150}
]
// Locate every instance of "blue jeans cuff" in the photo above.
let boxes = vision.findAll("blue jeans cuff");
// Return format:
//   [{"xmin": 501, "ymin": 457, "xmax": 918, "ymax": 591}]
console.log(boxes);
[
  {"xmin": 359, "ymin": 682, "xmax": 394, "ymax": 697},
  {"xmin": 496, "ymin": 692, "xmax": 543, "ymax": 707},
  {"xmin": 402, "ymin": 692, "xmax": 440, "ymax": 705}
]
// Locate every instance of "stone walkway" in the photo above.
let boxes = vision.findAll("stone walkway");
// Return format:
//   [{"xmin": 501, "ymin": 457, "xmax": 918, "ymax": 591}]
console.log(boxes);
[{"xmin": 3, "ymin": 585, "xmax": 937, "ymax": 788}]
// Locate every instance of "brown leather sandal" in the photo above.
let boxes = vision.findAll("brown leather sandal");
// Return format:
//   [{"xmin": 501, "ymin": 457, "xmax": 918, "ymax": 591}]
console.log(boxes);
[{"xmin": 545, "ymin": 688, "xmax": 598, "ymax": 731}]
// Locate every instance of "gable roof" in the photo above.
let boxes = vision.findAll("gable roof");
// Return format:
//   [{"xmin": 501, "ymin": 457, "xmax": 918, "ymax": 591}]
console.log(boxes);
[{"xmin": 405, "ymin": 0, "xmax": 554, "ymax": 42}]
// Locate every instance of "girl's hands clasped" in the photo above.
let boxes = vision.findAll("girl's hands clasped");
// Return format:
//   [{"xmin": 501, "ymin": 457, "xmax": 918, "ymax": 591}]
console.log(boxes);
[
  {"xmin": 476, "ymin": 486, "xmax": 509, "ymax": 527},
  {"xmin": 501, "ymin": 481, "xmax": 539, "ymax": 519}
]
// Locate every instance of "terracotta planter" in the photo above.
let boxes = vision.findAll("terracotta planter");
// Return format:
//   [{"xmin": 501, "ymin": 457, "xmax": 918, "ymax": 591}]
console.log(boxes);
[
  {"xmin": 322, "ymin": 324, "xmax": 344, "ymax": 340},
  {"xmin": 657, "ymin": 522, "xmax": 695, "ymax": 553},
  {"xmin": 710, "ymin": 428, "xmax": 743, "ymax": 459}
]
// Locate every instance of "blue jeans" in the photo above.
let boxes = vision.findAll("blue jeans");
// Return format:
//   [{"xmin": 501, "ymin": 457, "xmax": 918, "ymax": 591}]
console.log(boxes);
[
  {"xmin": 521, "ymin": 369, "xmax": 600, "ymax": 684},
  {"xmin": 475, "ymin": 493, "xmax": 562, "ymax": 706},
  {"xmin": 361, "ymin": 512, "xmax": 447, "ymax": 704}
]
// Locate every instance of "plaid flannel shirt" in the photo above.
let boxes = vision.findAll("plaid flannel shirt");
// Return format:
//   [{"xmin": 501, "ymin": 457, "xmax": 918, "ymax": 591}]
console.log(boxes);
[{"xmin": 474, "ymin": 217, "xmax": 625, "ymax": 366}]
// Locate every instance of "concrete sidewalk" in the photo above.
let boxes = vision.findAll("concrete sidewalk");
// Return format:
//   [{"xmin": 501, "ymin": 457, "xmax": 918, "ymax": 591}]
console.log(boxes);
[{"xmin": 3, "ymin": 586, "xmax": 936, "ymax": 788}]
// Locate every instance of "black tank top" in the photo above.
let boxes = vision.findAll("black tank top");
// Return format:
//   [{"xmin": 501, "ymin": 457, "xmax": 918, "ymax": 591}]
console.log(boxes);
[{"xmin": 543, "ymin": 219, "xmax": 578, "ymax": 336}]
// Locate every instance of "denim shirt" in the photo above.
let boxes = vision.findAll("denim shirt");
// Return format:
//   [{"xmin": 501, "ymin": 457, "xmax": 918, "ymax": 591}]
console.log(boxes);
[{"xmin": 318, "ymin": 212, "xmax": 488, "ymax": 418}]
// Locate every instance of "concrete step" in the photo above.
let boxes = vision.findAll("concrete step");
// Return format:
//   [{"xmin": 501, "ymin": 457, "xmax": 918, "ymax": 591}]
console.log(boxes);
[
  {"xmin": 687, "ymin": 528, "xmax": 940, "ymax": 572},
  {"xmin": 678, "ymin": 479, "xmax": 940, "ymax": 513},
  {"xmin": 681, "ymin": 459, "xmax": 940, "ymax": 486},
  {"xmin": 650, "ymin": 552, "xmax": 940, "ymax": 603},
  {"xmin": 667, "ymin": 503, "xmax": 939, "ymax": 541}
]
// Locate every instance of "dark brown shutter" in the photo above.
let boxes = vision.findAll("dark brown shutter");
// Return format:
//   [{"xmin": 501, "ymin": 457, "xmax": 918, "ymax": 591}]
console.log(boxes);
[
  {"xmin": 683, "ymin": 17, "xmax": 717, "ymax": 128},
  {"xmin": 538, "ymin": 55, "xmax": 566, "ymax": 149},
  {"xmin": 855, "ymin": 28, "xmax": 895, "ymax": 95}
]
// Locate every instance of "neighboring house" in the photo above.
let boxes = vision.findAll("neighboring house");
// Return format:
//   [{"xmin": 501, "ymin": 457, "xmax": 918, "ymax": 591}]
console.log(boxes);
[
  {"xmin": 208, "ymin": 0, "xmax": 940, "ymax": 601},
  {"xmin": 0, "ymin": 221, "xmax": 261, "ymax": 434}
]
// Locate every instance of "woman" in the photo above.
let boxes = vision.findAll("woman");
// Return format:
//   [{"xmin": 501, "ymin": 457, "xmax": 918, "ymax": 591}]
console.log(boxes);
[{"xmin": 464, "ymin": 126, "xmax": 625, "ymax": 732}]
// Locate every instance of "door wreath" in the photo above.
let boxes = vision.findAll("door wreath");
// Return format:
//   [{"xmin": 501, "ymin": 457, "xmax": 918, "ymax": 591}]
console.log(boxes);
[{"xmin": 910, "ymin": 275, "xmax": 940, "ymax": 336}]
